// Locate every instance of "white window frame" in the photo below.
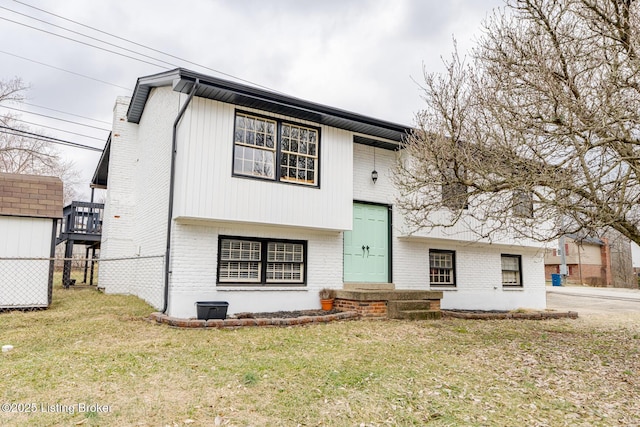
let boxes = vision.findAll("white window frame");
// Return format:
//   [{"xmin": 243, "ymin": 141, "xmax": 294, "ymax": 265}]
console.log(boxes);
[
  {"xmin": 233, "ymin": 113, "xmax": 277, "ymax": 180},
  {"xmin": 429, "ymin": 249, "xmax": 456, "ymax": 287},
  {"xmin": 217, "ymin": 236, "xmax": 307, "ymax": 286},
  {"xmin": 218, "ymin": 239, "xmax": 262, "ymax": 283},
  {"xmin": 501, "ymin": 254, "xmax": 522, "ymax": 287},
  {"xmin": 232, "ymin": 111, "xmax": 320, "ymax": 187}
]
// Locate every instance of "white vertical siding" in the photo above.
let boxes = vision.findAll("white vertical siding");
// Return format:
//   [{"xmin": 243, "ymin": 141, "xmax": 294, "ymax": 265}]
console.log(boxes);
[
  {"xmin": 173, "ymin": 97, "xmax": 353, "ymax": 230},
  {"xmin": 0, "ymin": 216, "xmax": 52, "ymax": 307},
  {"xmin": 0, "ymin": 216, "xmax": 52, "ymax": 256}
]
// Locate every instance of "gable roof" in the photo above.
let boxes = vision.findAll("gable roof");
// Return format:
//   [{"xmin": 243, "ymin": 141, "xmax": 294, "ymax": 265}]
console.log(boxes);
[{"xmin": 0, "ymin": 173, "xmax": 63, "ymax": 219}]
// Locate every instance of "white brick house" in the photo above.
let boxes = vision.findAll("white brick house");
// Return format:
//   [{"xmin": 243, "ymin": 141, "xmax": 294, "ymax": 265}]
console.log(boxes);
[{"xmin": 92, "ymin": 68, "xmax": 546, "ymax": 318}]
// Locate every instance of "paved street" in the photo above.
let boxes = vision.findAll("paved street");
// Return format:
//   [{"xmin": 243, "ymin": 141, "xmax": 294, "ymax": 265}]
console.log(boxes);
[{"xmin": 546, "ymin": 285, "xmax": 640, "ymax": 315}]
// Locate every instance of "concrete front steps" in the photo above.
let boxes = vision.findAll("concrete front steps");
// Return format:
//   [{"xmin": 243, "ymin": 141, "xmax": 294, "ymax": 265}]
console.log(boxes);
[
  {"xmin": 387, "ymin": 299, "xmax": 442, "ymax": 320},
  {"xmin": 335, "ymin": 285, "xmax": 443, "ymax": 320}
]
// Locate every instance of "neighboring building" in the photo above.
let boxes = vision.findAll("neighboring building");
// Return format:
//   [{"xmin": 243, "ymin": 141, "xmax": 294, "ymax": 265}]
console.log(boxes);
[
  {"xmin": 605, "ymin": 229, "xmax": 635, "ymax": 288},
  {"xmin": 544, "ymin": 232, "xmax": 635, "ymax": 287},
  {"xmin": 0, "ymin": 173, "xmax": 63, "ymax": 309},
  {"xmin": 92, "ymin": 68, "xmax": 547, "ymax": 318}
]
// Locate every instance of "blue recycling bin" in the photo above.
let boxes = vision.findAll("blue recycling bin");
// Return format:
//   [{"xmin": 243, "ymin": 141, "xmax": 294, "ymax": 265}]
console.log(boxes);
[{"xmin": 551, "ymin": 273, "xmax": 562, "ymax": 287}]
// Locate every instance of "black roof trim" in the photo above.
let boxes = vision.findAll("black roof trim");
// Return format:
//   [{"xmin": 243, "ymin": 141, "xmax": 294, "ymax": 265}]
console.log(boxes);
[
  {"xmin": 91, "ymin": 133, "xmax": 110, "ymax": 189},
  {"xmin": 353, "ymin": 134, "xmax": 400, "ymax": 151},
  {"xmin": 126, "ymin": 68, "xmax": 411, "ymax": 143}
]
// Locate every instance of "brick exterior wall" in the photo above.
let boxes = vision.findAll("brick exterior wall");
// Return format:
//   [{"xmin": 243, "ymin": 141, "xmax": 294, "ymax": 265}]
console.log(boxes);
[
  {"xmin": 99, "ymin": 94, "xmax": 170, "ymax": 309},
  {"xmin": 352, "ymin": 144, "xmax": 547, "ymax": 311},
  {"xmin": 0, "ymin": 173, "xmax": 63, "ymax": 218},
  {"xmin": 545, "ymin": 263, "xmax": 605, "ymax": 284},
  {"xmin": 167, "ymin": 221, "xmax": 345, "ymax": 318},
  {"xmin": 334, "ymin": 298, "xmax": 388, "ymax": 318},
  {"xmin": 600, "ymin": 237, "xmax": 613, "ymax": 286},
  {"xmin": 100, "ymin": 85, "xmax": 547, "ymax": 316}
]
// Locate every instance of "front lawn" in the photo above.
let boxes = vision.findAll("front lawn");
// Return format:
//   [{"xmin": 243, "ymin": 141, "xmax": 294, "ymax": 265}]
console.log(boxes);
[{"xmin": 1, "ymin": 287, "xmax": 639, "ymax": 426}]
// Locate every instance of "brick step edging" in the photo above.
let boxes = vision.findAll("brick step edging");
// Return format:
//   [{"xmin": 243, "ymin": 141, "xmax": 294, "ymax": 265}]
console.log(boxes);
[{"xmin": 149, "ymin": 311, "xmax": 360, "ymax": 328}]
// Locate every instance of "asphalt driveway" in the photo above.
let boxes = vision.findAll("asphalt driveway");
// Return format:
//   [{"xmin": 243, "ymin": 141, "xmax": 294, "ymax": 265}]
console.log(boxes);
[{"xmin": 546, "ymin": 285, "xmax": 640, "ymax": 315}]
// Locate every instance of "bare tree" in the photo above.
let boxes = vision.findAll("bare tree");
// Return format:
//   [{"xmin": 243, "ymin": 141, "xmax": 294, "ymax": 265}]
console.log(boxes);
[
  {"xmin": 0, "ymin": 77, "xmax": 79, "ymax": 202},
  {"xmin": 395, "ymin": 0, "xmax": 640, "ymax": 246}
]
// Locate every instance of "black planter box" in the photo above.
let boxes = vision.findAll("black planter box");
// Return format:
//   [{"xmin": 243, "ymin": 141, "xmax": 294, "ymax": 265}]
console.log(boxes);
[{"xmin": 196, "ymin": 301, "xmax": 229, "ymax": 320}]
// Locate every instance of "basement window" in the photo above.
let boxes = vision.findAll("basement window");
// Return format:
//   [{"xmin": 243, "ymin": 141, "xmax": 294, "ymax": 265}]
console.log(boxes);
[
  {"xmin": 217, "ymin": 236, "xmax": 307, "ymax": 286},
  {"xmin": 429, "ymin": 250, "xmax": 456, "ymax": 287},
  {"xmin": 501, "ymin": 254, "xmax": 522, "ymax": 287}
]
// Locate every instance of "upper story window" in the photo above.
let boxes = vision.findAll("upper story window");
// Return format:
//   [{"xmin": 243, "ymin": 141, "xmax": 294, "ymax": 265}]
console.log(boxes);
[
  {"xmin": 442, "ymin": 163, "xmax": 468, "ymax": 210},
  {"xmin": 233, "ymin": 112, "xmax": 319, "ymax": 186},
  {"xmin": 512, "ymin": 190, "xmax": 534, "ymax": 218}
]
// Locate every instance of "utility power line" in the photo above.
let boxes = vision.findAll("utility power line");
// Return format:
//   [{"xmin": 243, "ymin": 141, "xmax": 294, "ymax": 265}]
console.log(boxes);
[
  {"xmin": 0, "ymin": 16, "xmax": 171, "ymax": 69},
  {"xmin": 11, "ymin": 0, "xmax": 285, "ymax": 93},
  {"xmin": 0, "ymin": 5, "xmax": 178, "ymax": 69},
  {"xmin": 0, "ymin": 104, "xmax": 111, "ymax": 131},
  {"xmin": 0, "ymin": 126, "xmax": 103, "ymax": 152},
  {"xmin": 8, "ymin": 117, "xmax": 106, "ymax": 141},
  {"xmin": 0, "ymin": 49, "xmax": 132, "ymax": 90},
  {"xmin": 21, "ymin": 102, "xmax": 111, "ymax": 125}
]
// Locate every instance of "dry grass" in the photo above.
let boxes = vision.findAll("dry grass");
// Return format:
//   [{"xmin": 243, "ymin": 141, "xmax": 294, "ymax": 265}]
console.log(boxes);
[{"xmin": 1, "ymin": 287, "xmax": 640, "ymax": 426}]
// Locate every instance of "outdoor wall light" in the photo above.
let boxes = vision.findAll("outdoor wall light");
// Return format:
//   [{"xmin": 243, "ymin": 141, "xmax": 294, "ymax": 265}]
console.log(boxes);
[{"xmin": 371, "ymin": 147, "xmax": 378, "ymax": 183}]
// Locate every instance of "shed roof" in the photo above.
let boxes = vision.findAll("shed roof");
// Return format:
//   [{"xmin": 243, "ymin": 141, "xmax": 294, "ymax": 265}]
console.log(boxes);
[{"xmin": 0, "ymin": 173, "xmax": 63, "ymax": 219}]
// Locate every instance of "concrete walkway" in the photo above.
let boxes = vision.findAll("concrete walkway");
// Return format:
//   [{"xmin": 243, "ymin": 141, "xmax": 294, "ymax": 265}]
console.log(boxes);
[{"xmin": 546, "ymin": 285, "xmax": 640, "ymax": 315}]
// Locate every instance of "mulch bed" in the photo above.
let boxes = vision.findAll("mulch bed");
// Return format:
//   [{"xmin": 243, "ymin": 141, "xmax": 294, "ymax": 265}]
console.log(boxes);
[
  {"xmin": 442, "ymin": 309, "xmax": 578, "ymax": 320},
  {"xmin": 149, "ymin": 309, "xmax": 358, "ymax": 328},
  {"xmin": 234, "ymin": 309, "xmax": 342, "ymax": 319}
]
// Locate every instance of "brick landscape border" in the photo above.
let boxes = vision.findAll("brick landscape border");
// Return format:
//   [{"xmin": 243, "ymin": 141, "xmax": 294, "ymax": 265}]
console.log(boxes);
[
  {"xmin": 149, "ymin": 311, "xmax": 360, "ymax": 328},
  {"xmin": 442, "ymin": 310, "xmax": 578, "ymax": 320},
  {"xmin": 149, "ymin": 309, "xmax": 579, "ymax": 328}
]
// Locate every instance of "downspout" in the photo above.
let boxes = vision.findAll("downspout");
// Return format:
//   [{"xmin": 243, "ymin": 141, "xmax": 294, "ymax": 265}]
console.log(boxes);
[{"xmin": 163, "ymin": 78, "xmax": 199, "ymax": 313}]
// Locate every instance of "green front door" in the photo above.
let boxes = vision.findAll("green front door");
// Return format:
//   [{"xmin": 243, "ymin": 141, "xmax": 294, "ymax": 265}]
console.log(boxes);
[{"xmin": 343, "ymin": 203, "xmax": 390, "ymax": 283}]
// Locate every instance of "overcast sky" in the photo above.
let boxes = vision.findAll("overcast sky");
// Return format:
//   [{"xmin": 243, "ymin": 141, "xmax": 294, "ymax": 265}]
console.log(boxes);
[{"xmin": 0, "ymin": 0, "xmax": 504, "ymax": 199}]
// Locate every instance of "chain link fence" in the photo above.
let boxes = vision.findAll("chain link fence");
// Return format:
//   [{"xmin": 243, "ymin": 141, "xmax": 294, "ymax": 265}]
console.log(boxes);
[
  {"xmin": 98, "ymin": 255, "xmax": 165, "ymax": 309},
  {"xmin": 0, "ymin": 257, "xmax": 54, "ymax": 310},
  {"xmin": 0, "ymin": 255, "xmax": 165, "ymax": 311}
]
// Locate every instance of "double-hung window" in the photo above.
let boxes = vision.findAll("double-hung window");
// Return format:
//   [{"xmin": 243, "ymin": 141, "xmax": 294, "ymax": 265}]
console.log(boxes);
[
  {"xmin": 217, "ymin": 236, "xmax": 306, "ymax": 286},
  {"xmin": 501, "ymin": 254, "xmax": 522, "ymax": 287},
  {"xmin": 442, "ymin": 162, "xmax": 468, "ymax": 210},
  {"xmin": 513, "ymin": 190, "xmax": 534, "ymax": 218},
  {"xmin": 233, "ymin": 112, "xmax": 319, "ymax": 186},
  {"xmin": 429, "ymin": 250, "xmax": 456, "ymax": 286}
]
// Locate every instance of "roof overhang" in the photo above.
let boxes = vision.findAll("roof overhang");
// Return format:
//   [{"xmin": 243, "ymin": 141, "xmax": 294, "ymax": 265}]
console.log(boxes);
[
  {"xmin": 90, "ymin": 133, "xmax": 110, "ymax": 189},
  {"xmin": 93, "ymin": 69, "xmax": 413, "ymax": 188},
  {"xmin": 127, "ymin": 68, "xmax": 411, "ymax": 149}
]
